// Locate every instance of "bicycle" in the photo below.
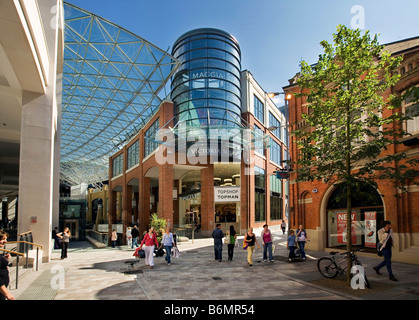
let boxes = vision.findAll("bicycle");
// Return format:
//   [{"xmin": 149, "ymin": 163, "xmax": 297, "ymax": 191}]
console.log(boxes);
[{"xmin": 317, "ymin": 249, "xmax": 370, "ymax": 288}]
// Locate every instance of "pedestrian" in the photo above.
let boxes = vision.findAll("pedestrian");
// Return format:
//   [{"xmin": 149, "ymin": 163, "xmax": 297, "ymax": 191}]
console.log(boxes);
[
  {"xmin": 126, "ymin": 227, "xmax": 132, "ymax": 248},
  {"xmin": 57, "ymin": 227, "xmax": 71, "ymax": 259},
  {"xmin": 296, "ymin": 225, "xmax": 307, "ymax": 260},
  {"xmin": 287, "ymin": 229, "xmax": 296, "ymax": 261},
  {"xmin": 52, "ymin": 226, "xmax": 61, "ymax": 249},
  {"xmin": 244, "ymin": 227, "xmax": 260, "ymax": 266},
  {"xmin": 161, "ymin": 227, "xmax": 175, "ymax": 265},
  {"xmin": 373, "ymin": 221, "xmax": 398, "ymax": 281},
  {"xmin": 0, "ymin": 231, "xmax": 14, "ymax": 300},
  {"xmin": 131, "ymin": 225, "xmax": 140, "ymax": 248},
  {"xmin": 139, "ymin": 227, "xmax": 159, "ymax": 269},
  {"xmin": 212, "ymin": 223, "xmax": 224, "ymax": 262},
  {"xmin": 281, "ymin": 220, "xmax": 286, "ymax": 234},
  {"xmin": 227, "ymin": 225, "xmax": 237, "ymax": 261},
  {"xmin": 111, "ymin": 229, "xmax": 117, "ymax": 248},
  {"xmin": 261, "ymin": 224, "xmax": 274, "ymax": 262}
]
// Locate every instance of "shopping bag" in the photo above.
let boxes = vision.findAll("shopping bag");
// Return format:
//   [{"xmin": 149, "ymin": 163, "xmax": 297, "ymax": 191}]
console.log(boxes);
[
  {"xmin": 133, "ymin": 248, "xmax": 145, "ymax": 258},
  {"xmin": 173, "ymin": 247, "xmax": 180, "ymax": 258},
  {"xmin": 243, "ymin": 241, "xmax": 248, "ymax": 250}
]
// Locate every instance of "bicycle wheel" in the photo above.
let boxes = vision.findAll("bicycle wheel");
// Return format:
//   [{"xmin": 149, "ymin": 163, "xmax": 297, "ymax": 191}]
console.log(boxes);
[{"xmin": 317, "ymin": 257, "xmax": 339, "ymax": 278}]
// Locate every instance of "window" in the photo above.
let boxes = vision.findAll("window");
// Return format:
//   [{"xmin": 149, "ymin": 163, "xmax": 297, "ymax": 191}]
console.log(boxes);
[
  {"xmin": 255, "ymin": 166, "xmax": 265, "ymax": 222},
  {"xmin": 254, "ymin": 95, "xmax": 264, "ymax": 124},
  {"xmin": 254, "ymin": 125, "xmax": 264, "ymax": 156},
  {"xmin": 269, "ymin": 112, "xmax": 281, "ymax": 139},
  {"xmin": 404, "ymin": 86, "xmax": 419, "ymax": 135},
  {"xmin": 112, "ymin": 154, "xmax": 123, "ymax": 177},
  {"xmin": 127, "ymin": 140, "xmax": 139, "ymax": 169},
  {"xmin": 269, "ymin": 138, "xmax": 282, "ymax": 165},
  {"xmin": 270, "ymin": 175, "xmax": 282, "ymax": 221},
  {"xmin": 144, "ymin": 118, "xmax": 160, "ymax": 157}
]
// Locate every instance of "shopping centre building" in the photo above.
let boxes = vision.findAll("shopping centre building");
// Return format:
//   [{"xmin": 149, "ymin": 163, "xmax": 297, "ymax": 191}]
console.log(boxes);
[
  {"xmin": 108, "ymin": 28, "xmax": 289, "ymax": 238},
  {"xmin": 1, "ymin": 0, "xmax": 418, "ymax": 264}
]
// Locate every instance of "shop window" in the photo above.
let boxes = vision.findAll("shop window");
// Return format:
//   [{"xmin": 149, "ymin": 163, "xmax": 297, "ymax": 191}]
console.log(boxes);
[{"xmin": 326, "ymin": 182, "xmax": 384, "ymax": 250}]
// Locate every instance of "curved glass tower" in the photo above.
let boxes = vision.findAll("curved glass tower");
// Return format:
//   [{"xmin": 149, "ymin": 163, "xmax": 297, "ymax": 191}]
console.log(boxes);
[{"xmin": 171, "ymin": 28, "xmax": 242, "ymax": 129}]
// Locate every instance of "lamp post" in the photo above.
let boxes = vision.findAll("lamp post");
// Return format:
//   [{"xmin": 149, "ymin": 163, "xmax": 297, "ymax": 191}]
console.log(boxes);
[{"xmin": 267, "ymin": 92, "xmax": 292, "ymax": 223}]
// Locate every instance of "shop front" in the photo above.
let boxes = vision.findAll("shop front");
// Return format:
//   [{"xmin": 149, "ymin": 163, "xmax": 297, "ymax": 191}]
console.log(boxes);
[{"xmin": 326, "ymin": 183, "xmax": 384, "ymax": 251}]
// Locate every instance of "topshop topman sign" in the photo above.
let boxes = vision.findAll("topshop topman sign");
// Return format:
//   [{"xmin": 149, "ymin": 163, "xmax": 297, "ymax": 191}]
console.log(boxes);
[{"xmin": 214, "ymin": 186, "xmax": 240, "ymax": 203}]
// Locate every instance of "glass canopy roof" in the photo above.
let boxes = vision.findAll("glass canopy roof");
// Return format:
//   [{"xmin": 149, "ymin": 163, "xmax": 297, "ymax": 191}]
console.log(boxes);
[{"xmin": 61, "ymin": 2, "xmax": 179, "ymax": 187}]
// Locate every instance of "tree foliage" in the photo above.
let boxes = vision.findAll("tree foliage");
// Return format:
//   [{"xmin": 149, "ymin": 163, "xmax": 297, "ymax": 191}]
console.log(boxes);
[{"xmin": 294, "ymin": 25, "xmax": 419, "ymax": 284}]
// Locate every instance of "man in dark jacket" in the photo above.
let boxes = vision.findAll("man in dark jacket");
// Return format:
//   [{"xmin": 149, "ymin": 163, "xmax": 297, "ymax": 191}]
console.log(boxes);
[
  {"xmin": 131, "ymin": 225, "xmax": 140, "ymax": 248},
  {"xmin": 212, "ymin": 224, "xmax": 224, "ymax": 262}
]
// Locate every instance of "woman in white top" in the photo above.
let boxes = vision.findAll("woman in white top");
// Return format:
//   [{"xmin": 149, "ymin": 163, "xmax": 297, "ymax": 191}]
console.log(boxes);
[
  {"xmin": 126, "ymin": 227, "xmax": 132, "ymax": 248},
  {"xmin": 161, "ymin": 228, "xmax": 175, "ymax": 265}
]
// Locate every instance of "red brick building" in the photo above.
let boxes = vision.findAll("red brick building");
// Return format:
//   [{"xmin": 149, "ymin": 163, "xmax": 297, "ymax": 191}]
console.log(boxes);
[{"xmin": 283, "ymin": 37, "xmax": 419, "ymax": 264}]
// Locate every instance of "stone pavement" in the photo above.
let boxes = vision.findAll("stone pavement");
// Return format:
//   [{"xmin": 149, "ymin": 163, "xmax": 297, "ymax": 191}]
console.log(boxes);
[{"xmin": 8, "ymin": 232, "xmax": 419, "ymax": 303}]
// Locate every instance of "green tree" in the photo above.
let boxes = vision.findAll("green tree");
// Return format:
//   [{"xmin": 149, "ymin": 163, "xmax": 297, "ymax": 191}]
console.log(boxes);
[
  {"xmin": 150, "ymin": 213, "xmax": 167, "ymax": 243},
  {"xmin": 294, "ymin": 25, "xmax": 419, "ymax": 285}
]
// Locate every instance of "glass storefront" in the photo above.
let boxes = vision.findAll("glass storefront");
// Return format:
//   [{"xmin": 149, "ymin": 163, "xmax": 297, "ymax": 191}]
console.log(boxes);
[
  {"xmin": 326, "ymin": 183, "xmax": 384, "ymax": 250},
  {"xmin": 214, "ymin": 163, "xmax": 241, "ymax": 231}
]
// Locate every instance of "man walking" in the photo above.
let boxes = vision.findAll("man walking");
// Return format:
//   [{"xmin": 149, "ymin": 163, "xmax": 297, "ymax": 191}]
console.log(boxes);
[
  {"xmin": 212, "ymin": 224, "xmax": 224, "ymax": 262},
  {"xmin": 131, "ymin": 225, "xmax": 140, "ymax": 248}
]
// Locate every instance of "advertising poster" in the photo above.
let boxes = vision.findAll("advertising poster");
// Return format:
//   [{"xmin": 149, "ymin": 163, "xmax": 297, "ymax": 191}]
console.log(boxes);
[
  {"xmin": 337, "ymin": 212, "xmax": 357, "ymax": 244},
  {"xmin": 364, "ymin": 211, "xmax": 377, "ymax": 248}
]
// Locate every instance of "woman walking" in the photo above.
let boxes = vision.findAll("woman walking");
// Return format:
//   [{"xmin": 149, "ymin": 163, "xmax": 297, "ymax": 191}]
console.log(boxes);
[
  {"xmin": 227, "ymin": 225, "xmax": 237, "ymax": 261},
  {"xmin": 296, "ymin": 225, "xmax": 307, "ymax": 260},
  {"xmin": 58, "ymin": 227, "xmax": 71, "ymax": 259},
  {"xmin": 140, "ymin": 227, "xmax": 159, "ymax": 269},
  {"xmin": 261, "ymin": 224, "xmax": 274, "ymax": 262},
  {"xmin": 111, "ymin": 229, "xmax": 117, "ymax": 248},
  {"xmin": 0, "ymin": 231, "xmax": 14, "ymax": 300},
  {"xmin": 244, "ymin": 227, "xmax": 260, "ymax": 266},
  {"xmin": 161, "ymin": 227, "xmax": 175, "ymax": 265}
]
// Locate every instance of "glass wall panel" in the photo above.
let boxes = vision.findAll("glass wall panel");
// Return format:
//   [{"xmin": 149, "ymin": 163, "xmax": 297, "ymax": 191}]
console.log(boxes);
[{"xmin": 255, "ymin": 166, "xmax": 265, "ymax": 222}]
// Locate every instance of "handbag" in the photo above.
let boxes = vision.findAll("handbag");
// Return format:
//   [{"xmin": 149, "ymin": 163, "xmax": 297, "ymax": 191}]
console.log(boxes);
[
  {"xmin": 377, "ymin": 243, "xmax": 383, "ymax": 257},
  {"xmin": 224, "ymin": 235, "xmax": 230, "ymax": 245},
  {"xmin": 243, "ymin": 240, "xmax": 248, "ymax": 250},
  {"xmin": 133, "ymin": 248, "xmax": 145, "ymax": 258}
]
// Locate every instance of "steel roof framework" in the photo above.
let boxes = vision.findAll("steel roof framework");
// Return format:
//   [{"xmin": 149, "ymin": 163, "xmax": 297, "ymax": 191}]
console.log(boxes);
[{"xmin": 61, "ymin": 2, "xmax": 179, "ymax": 187}]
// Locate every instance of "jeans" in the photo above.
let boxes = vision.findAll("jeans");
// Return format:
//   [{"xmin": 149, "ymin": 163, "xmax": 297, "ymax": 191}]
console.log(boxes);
[
  {"xmin": 164, "ymin": 245, "xmax": 172, "ymax": 264},
  {"xmin": 298, "ymin": 241, "xmax": 306, "ymax": 258},
  {"xmin": 214, "ymin": 244, "xmax": 222, "ymax": 260},
  {"xmin": 288, "ymin": 246, "xmax": 295, "ymax": 259},
  {"xmin": 132, "ymin": 237, "xmax": 139, "ymax": 248},
  {"xmin": 375, "ymin": 247, "xmax": 393, "ymax": 276},
  {"xmin": 61, "ymin": 241, "xmax": 69, "ymax": 259},
  {"xmin": 227, "ymin": 244, "xmax": 235, "ymax": 260},
  {"xmin": 263, "ymin": 242, "xmax": 273, "ymax": 261}
]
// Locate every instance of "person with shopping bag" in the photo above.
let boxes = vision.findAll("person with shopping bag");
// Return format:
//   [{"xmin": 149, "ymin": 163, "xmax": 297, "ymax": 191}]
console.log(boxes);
[
  {"xmin": 139, "ymin": 227, "xmax": 159, "ymax": 269},
  {"xmin": 161, "ymin": 227, "xmax": 175, "ymax": 265}
]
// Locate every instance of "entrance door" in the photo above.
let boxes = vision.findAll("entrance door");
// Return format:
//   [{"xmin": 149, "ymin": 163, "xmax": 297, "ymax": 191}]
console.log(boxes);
[{"xmin": 64, "ymin": 219, "xmax": 79, "ymax": 240}]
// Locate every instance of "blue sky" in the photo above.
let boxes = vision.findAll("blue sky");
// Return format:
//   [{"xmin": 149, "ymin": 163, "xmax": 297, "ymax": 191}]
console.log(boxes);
[{"xmin": 66, "ymin": 0, "xmax": 419, "ymax": 105}]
